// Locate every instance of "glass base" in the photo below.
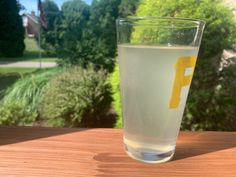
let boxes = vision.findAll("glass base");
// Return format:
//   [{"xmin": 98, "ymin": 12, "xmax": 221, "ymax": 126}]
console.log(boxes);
[{"xmin": 124, "ymin": 142, "xmax": 175, "ymax": 164}]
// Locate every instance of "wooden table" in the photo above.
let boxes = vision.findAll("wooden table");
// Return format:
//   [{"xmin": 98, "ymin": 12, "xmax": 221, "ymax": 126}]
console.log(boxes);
[{"xmin": 0, "ymin": 126, "xmax": 235, "ymax": 177}]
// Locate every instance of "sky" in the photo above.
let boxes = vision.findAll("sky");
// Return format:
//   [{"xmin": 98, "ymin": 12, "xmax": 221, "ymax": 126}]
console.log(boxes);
[{"xmin": 19, "ymin": 0, "xmax": 93, "ymax": 14}]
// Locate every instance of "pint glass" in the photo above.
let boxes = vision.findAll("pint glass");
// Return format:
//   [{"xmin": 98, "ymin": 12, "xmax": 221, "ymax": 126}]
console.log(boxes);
[{"xmin": 116, "ymin": 17, "xmax": 205, "ymax": 163}]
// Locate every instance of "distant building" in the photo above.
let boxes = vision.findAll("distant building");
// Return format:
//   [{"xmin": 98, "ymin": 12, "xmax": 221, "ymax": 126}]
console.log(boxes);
[{"xmin": 22, "ymin": 11, "xmax": 39, "ymax": 38}]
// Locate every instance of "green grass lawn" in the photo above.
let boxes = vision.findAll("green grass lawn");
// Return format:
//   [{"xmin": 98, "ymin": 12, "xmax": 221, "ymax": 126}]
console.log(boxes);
[
  {"xmin": 0, "ymin": 38, "xmax": 58, "ymax": 62},
  {"xmin": 0, "ymin": 68, "xmax": 36, "ymax": 74},
  {"xmin": 0, "ymin": 38, "xmax": 59, "ymax": 98}
]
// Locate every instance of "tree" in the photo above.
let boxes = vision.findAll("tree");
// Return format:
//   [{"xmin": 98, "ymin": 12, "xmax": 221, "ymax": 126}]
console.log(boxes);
[
  {"xmin": 89, "ymin": 0, "xmax": 121, "ymax": 71},
  {"xmin": 119, "ymin": 0, "xmax": 140, "ymax": 17},
  {"xmin": 57, "ymin": 0, "xmax": 122, "ymax": 72},
  {"xmin": 0, "ymin": 0, "xmax": 25, "ymax": 57},
  {"xmin": 56, "ymin": 0, "xmax": 90, "ymax": 65},
  {"xmin": 135, "ymin": 0, "xmax": 236, "ymax": 130},
  {"xmin": 41, "ymin": 0, "xmax": 61, "ymax": 56}
]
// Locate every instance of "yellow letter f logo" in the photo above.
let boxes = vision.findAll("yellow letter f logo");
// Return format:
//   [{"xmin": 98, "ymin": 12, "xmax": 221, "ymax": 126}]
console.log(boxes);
[{"xmin": 169, "ymin": 56, "xmax": 197, "ymax": 109}]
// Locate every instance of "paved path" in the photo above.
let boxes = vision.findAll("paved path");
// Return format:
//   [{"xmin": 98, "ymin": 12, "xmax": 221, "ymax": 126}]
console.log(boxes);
[{"xmin": 0, "ymin": 61, "xmax": 57, "ymax": 68}]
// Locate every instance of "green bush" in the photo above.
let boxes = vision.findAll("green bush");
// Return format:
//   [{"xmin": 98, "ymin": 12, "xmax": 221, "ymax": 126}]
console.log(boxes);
[
  {"xmin": 182, "ymin": 58, "xmax": 236, "ymax": 131},
  {"xmin": 109, "ymin": 64, "xmax": 122, "ymax": 128},
  {"xmin": 2, "ymin": 68, "xmax": 61, "ymax": 124},
  {"xmin": 0, "ymin": 102, "xmax": 36, "ymax": 125},
  {"xmin": 131, "ymin": 0, "xmax": 236, "ymax": 131},
  {"xmin": 40, "ymin": 66, "xmax": 115, "ymax": 128}
]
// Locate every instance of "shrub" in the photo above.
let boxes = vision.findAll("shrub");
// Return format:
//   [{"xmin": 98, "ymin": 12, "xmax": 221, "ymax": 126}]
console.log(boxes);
[
  {"xmin": 0, "ymin": 102, "xmax": 36, "ymax": 125},
  {"xmin": 40, "ymin": 66, "xmax": 114, "ymax": 128},
  {"xmin": 182, "ymin": 58, "xmax": 236, "ymax": 131},
  {"xmin": 2, "ymin": 68, "xmax": 61, "ymax": 123},
  {"xmin": 130, "ymin": 0, "xmax": 236, "ymax": 131},
  {"xmin": 109, "ymin": 64, "xmax": 122, "ymax": 128}
]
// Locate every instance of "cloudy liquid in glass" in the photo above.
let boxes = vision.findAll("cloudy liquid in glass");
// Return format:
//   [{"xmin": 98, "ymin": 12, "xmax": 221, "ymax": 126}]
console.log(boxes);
[{"xmin": 118, "ymin": 45, "xmax": 199, "ymax": 162}]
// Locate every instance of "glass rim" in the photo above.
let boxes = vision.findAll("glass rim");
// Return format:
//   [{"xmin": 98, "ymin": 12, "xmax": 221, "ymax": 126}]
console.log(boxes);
[{"xmin": 117, "ymin": 16, "xmax": 205, "ymax": 28}]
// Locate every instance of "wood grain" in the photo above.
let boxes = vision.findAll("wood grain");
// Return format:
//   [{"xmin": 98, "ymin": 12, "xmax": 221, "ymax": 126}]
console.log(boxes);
[{"xmin": 0, "ymin": 126, "xmax": 235, "ymax": 177}]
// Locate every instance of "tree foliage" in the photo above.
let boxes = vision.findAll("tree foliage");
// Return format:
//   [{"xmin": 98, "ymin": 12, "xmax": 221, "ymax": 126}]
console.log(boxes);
[
  {"xmin": 41, "ymin": 0, "xmax": 61, "ymax": 56},
  {"xmin": 136, "ymin": 0, "xmax": 236, "ymax": 130},
  {"xmin": 57, "ymin": 0, "xmax": 121, "ymax": 71},
  {"xmin": 119, "ymin": 0, "xmax": 140, "ymax": 17},
  {"xmin": 56, "ymin": 0, "xmax": 91, "ymax": 65},
  {"xmin": 41, "ymin": 0, "xmax": 123, "ymax": 71},
  {"xmin": 0, "ymin": 0, "xmax": 25, "ymax": 57},
  {"xmin": 89, "ymin": 0, "xmax": 121, "ymax": 67}
]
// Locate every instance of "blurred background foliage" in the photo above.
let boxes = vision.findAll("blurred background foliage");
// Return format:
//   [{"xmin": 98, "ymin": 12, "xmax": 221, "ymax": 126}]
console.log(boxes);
[
  {"xmin": 135, "ymin": 0, "xmax": 236, "ymax": 130},
  {"xmin": 0, "ymin": 0, "xmax": 236, "ymax": 130}
]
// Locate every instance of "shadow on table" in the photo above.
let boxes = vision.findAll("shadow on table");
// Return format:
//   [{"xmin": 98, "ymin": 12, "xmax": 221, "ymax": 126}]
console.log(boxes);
[
  {"xmin": 0, "ymin": 112, "xmax": 117, "ymax": 146},
  {"xmin": 173, "ymin": 131, "xmax": 236, "ymax": 161},
  {"xmin": 0, "ymin": 126, "xmax": 86, "ymax": 146},
  {"xmin": 94, "ymin": 132, "xmax": 236, "ymax": 177}
]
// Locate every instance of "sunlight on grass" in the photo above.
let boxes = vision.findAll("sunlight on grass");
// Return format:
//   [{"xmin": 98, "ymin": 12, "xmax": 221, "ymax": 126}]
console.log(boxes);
[
  {"xmin": 25, "ymin": 38, "xmax": 39, "ymax": 52},
  {"xmin": 0, "ymin": 68, "xmax": 36, "ymax": 74},
  {"xmin": 0, "ymin": 67, "xmax": 37, "ymax": 99},
  {"xmin": 0, "ymin": 38, "xmax": 59, "ymax": 62}
]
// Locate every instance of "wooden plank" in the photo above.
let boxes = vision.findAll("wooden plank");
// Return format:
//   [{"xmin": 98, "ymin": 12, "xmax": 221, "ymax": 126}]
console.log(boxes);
[{"xmin": 0, "ymin": 126, "xmax": 235, "ymax": 177}]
